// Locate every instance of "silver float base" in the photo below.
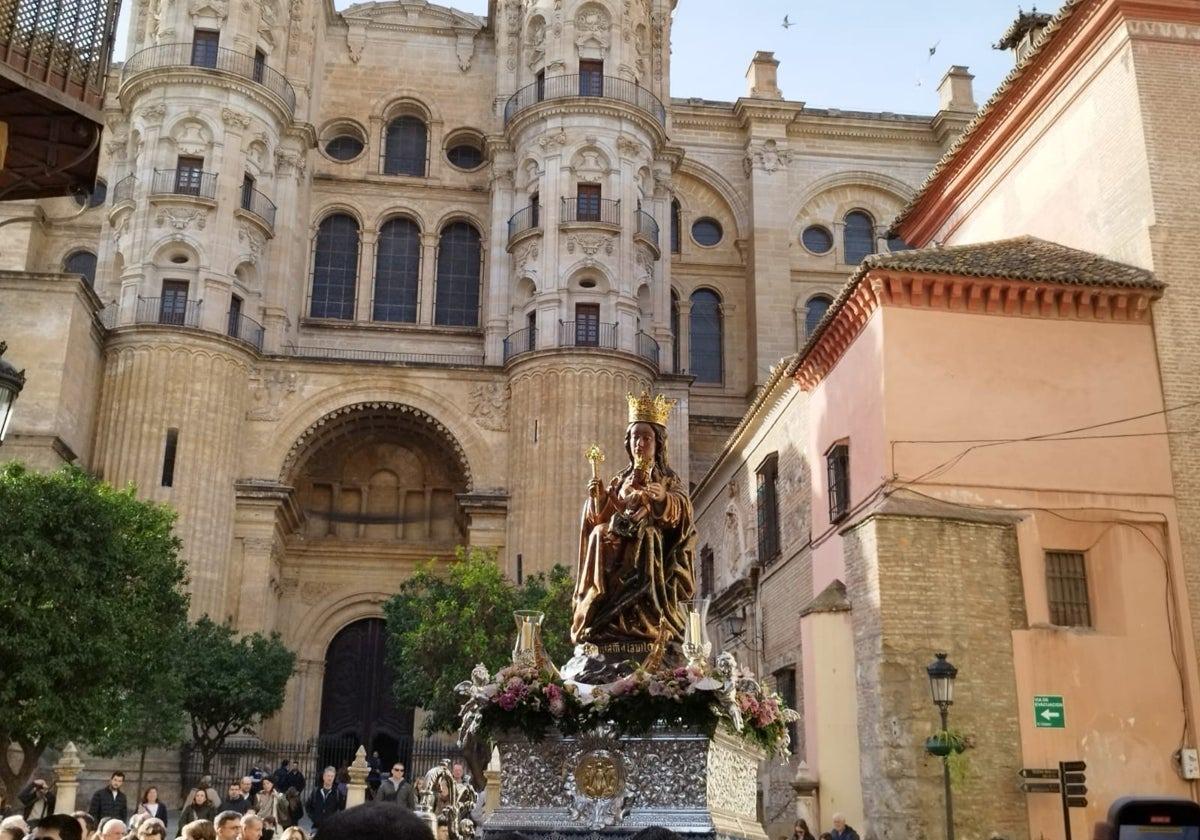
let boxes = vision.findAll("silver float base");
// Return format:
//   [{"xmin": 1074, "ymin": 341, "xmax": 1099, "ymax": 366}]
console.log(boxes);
[{"xmin": 485, "ymin": 727, "xmax": 767, "ymax": 840}]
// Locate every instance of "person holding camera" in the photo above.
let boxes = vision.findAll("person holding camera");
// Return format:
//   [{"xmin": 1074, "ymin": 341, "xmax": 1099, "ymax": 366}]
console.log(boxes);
[{"xmin": 18, "ymin": 777, "xmax": 56, "ymax": 827}]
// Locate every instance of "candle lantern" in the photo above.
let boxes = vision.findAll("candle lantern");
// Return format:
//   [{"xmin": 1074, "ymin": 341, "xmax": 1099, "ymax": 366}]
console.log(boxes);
[
  {"xmin": 682, "ymin": 596, "xmax": 712, "ymax": 666},
  {"xmin": 512, "ymin": 610, "xmax": 546, "ymax": 667}
]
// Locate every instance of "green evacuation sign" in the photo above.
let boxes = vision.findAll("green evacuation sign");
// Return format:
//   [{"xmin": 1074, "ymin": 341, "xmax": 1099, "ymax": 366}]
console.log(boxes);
[{"xmin": 1034, "ymin": 695, "xmax": 1065, "ymax": 729}]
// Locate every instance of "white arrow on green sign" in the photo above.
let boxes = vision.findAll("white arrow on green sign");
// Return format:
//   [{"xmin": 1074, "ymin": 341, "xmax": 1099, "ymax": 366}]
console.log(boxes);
[{"xmin": 1034, "ymin": 695, "xmax": 1065, "ymax": 729}]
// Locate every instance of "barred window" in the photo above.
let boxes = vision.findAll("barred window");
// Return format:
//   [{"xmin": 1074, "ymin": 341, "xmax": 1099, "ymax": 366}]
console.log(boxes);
[
  {"xmin": 756, "ymin": 454, "xmax": 781, "ymax": 562},
  {"xmin": 1046, "ymin": 551, "xmax": 1092, "ymax": 627},
  {"xmin": 843, "ymin": 210, "xmax": 875, "ymax": 265},
  {"xmin": 805, "ymin": 295, "xmax": 832, "ymax": 338},
  {"xmin": 434, "ymin": 222, "xmax": 482, "ymax": 326},
  {"xmin": 689, "ymin": 288, "xmax": 722, "ymax": 384},
  {"xmin": 373, "ymin": 217, "xmax": 421, "ymax": 323},
  {"xmin": 310, "ymin": 214, "xmax": 359, "ymax": 320},
  {"xmin": 383, "ymin": 116, "xmax": 428, "ymax": 177},
  {"xmin": 827, "ymin": 442, "xmax": 849, "ymax": 523}
]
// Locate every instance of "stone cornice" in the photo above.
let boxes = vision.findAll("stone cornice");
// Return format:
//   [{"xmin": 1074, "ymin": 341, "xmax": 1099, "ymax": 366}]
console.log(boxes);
[
  {"xmin": 791, "ymin": 268, "xmax": 1160, "ymax": 391},
  {"xmin": 119, "ymin": 67, "xmax": 295, "ymax": 129},
  {"xmin": 732, "ymin": 97, "xmax": 802, "ymax": 129},
  {"xmin": 504, "ymin": 99, "xmax": 668, "ymax": 150}
]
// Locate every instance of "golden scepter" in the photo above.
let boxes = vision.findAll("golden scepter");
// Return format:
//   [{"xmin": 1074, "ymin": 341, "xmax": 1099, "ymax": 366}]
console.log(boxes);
[{"xmin": 585, "ymin": 444, "xmax": 605, "ymax": 479}]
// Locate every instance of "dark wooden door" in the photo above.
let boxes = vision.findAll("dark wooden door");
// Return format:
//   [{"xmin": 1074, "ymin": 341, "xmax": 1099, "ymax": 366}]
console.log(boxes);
[
  {"xmin": 579, "ymin": 60, "xmax": 604, "ymax": 96},
  {"xmin": 575, "ymin": 303, "xmax": 600, "ymax": 346},
  {"xmin": 577, "ymin": 184, "xmax": 601, "ymax": 222},
  {"xmin": 319, "ymin": 619, "xmax": 412, "ymax": 768},
  {"xmin": 159, "ymin": 280, "xmax": 189, "ymax": 325}
]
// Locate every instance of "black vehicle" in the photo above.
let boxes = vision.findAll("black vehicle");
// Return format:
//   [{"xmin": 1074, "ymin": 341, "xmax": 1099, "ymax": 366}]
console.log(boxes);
[{"xmin": 1103, "ymin": 797, "xmax": 1200, "ymax": 840}]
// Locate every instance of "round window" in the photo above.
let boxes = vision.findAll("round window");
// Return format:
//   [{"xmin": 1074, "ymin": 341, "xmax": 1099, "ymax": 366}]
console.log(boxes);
[
  {"xmin": 447, "ymin": 143, "xmax": 484, "ymax": 170},
  {"xmin": 802, "ymin": 225, "xmax": 833, "ymax": 254},
  {"xmin": 691, "ymin": 217, "xmax": 723, "ymax": 247},
  {"xmin": 74, "ymin": 179, "xmax": 106, "ymax": 208},
  {"xmin": 325, "ymin": 135, "xmax": 364, "ymax": 161}
]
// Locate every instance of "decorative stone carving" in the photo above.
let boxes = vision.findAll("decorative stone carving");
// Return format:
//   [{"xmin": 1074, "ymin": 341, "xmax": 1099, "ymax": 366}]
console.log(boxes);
[
  {"xmin": 566, "ymin": 234, "xmax": 614, "ymax": 256},
  {"xmin": 575, "ymin": 3, "xmax": 611, "ymax": 49},
  {"xmin": 138, "ymin": 103, "xmax": 166, "ymax": 122},
  {"xmin": 300, "ymin": 580, "xmax": 337, "ymax": 605},
  {"xmin": 247, "ymin": 370, "xmax": 298, "ymax": 420},
  {"xmin": 275, "ymin": 149, "xmax": 306, "ymax": 176},
  {"xmin": 745, "ymin": 139, "xmax": 792, "ymax": 175},
  {"xmin": 188, "ymin": 0, "xmax": 227, "ymax": 20},
  {"xmin": 537, "ymin": 128, "xmax": 569, "ymax": 150},
  {"xmin": 221, "ymin": 108, "xmax": 252, "ymax": 129},
  {"xmin": 238, "ymin": 222, "xmax": 267, "ymax": 262},
  {"xmin": 616, "ymin": 134, "xmax": 642, "ymax": 160},
  {"xmin": 456, "ymin": 31, "xmax": 476, "ymax": 72},
  {"xmin": 346, "ymin": 22, "xmax": 367, "ymax": 63},
  {"xmin": 513, "ymin": 240, "xmax": 540, "ymax": 280},
  {"xmin": 155, "ymin": 207, "xmax": 208, "ymax": 230},
  {"xmin": 468, "ymin": 383, "xmax": 510, "ymax": 432},
  {"xmin": 634, "ymin": 247, "xmax": 653, "ymax": 286}
]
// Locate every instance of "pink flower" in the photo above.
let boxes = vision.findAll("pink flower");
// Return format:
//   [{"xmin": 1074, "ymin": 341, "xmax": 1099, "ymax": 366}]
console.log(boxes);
[
  {"xmin": 496, "ymin": 690, "xmax": 519, "ymax": 711},
  {"xmin": 610, "ymin": 676, "xmax": 637, "ymax": 697}
]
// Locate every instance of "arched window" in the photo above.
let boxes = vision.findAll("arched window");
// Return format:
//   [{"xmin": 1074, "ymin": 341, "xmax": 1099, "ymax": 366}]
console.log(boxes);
[
  {"xmin": 670, "ymin": 289, "xmax": 681, "ymax": 372},
  {"xmin": 310, "ymin": 213, "xmax": 359, "ymax": 319},
  {"xmin": 689, "ymin": 288, "xmax": 722, "ymax": 384},
  {"xmin": 843, "ymin": 210, "xmax": 875, "ymax": 265},
  {"xmin": 63, "ymin": 250, "xmax": 97, "ymax": 286},
  {"xmin": 373, "ymin": 217, "xmax": 421, "ymax": 323},
  {"xmin": 804, "ymin": 294, "xmax": 833, "ymax": 338},
  {"xmin": 383, "ymin": 116, "xmax": 428, "ymax": 177},
  {"xmin": 435, "ymin": 222, "xmax": 482, "ymax": 326},
  {"xmin": 670, "ymin": 199, "xmax": 681, "ymax": 254}
]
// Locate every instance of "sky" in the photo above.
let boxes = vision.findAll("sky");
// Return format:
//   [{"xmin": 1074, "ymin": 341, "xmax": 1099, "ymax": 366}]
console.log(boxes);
[{"xmin": 114, "ymin": 0, "xmax": 1066, "ymax": 115}]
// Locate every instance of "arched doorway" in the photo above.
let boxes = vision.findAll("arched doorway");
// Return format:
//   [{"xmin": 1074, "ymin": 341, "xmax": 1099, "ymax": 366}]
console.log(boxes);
[{"xmin": 319, "ymin": 618, "xmax": 413, "ymax": 770}]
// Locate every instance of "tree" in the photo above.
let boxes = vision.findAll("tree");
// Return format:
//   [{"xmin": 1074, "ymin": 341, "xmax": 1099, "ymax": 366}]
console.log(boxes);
[
  {"xmin": 384, "ymin": 547, "xmax": 573, "ymax": 780},
  {"xmin": 0, "ymin": 463, "xmax": 189, "ymax": 799},
  {"xmin": 177, "ymin": 617, "xmax": 296, "ymax": 776}
]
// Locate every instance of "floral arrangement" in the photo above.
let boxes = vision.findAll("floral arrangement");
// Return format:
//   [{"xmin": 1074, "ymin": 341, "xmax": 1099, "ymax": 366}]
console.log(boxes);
[{"xmin": 456, "ymin": 652, "xmax": 800, "ymax": 758}]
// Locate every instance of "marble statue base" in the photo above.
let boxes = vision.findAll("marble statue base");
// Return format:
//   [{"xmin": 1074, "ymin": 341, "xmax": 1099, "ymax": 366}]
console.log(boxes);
[{"xmin": 484, "ymin": 727, "xmax": 767, "ymax": 840}]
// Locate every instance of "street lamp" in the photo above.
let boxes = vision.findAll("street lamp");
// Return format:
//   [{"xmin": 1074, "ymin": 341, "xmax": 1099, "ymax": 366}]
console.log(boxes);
[
  {"xmin": 0, "ymin": 342, "xmax": 26, "ymax": 445},
  {"xmin": 926, "ymin": 652, "xmax": 958, "ymax": 840}
]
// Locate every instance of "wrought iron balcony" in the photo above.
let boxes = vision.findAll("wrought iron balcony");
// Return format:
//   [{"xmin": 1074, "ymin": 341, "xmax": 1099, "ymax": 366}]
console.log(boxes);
[
  {"xmin": 150, "ymin": 168, "xmax": 218, "ymax": 201},
  {"xmin": 636, "ymin": 331, "xmax": 660, "ymax": 366},
  {"xmin": 504, "ymin": 74, "xmax": 666, "ymax": 127},
  {"xmin": 239, "ymin": 184, "xmax": 276, "ymax": 231},
  {"xmin": 111, "ymin": 173, "xmax": 137, "ymax": 204},
  {"xmin": 135, "ymin": 296, "xmax": 202, "ymax": 328},
  {"xmin": 507, "ymin": 205, "xmax": 541, "ymax": 244},
  {"xmin": 502, "ymin": 326, "xmax": 538, "ymax": 362},
  {"xmin": 282, "ymin": 344, "xmax": 485, "ymax": 367},
  {"xmin": 227, "ymin": 311, "xmax": 265, "ymax": 351},
  {"xmin": 559, "ymin": 319, "xmax": 617, "ymax": 350},
  {"xmin": 122, "ymin": 43, "xmax": 296, "ymax": 114},
  {"xmin": 0, "ymin": 0, "xmax": 119, "ymax": 198},
  {"xmin": 561, "ymin": 197, "xmax": 620, "ymax": 226},
  {"xmin": 635, "ymin": 210, "xmax": 659, "ymax": 248}
]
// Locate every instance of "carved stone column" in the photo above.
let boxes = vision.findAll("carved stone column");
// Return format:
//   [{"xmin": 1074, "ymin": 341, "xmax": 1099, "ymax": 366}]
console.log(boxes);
[
  {"xmin": 345, "ymin": 746, "xmax": 370, "ymax": 807},
  {"xmin": 52, "ymin": 742, "xmax": 84, "ymax": 814}
]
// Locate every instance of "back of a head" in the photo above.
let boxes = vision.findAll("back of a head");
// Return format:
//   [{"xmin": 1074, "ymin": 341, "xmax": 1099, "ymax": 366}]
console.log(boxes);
[
  {"xmin": 35, "ymin": 815, "xmax": 83, "ymax": 840},
  {"xmin": 630, "ymin": 828, "xmax": 685, "ymax": 840},
  {"xmin": 319, "ymin": 803, "xmax": 433, "ymax": 840},
  {"xmin": 182, "ymin": 820, "xmax": 217, "ymax": 840},
  {"xmin": 0, "ymin": 827, "xmax": 23, "ymax": 840}
]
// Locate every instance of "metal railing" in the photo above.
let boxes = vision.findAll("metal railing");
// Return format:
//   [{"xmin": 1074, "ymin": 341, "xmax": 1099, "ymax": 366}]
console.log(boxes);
[
  {"xmin": 0, "ymin": 0, "xmax": 119, "ymax": 109},
  {"xmin": 151, "ymin": 168, "xmax": 218, "ymax": 200},
  {"xmin": 239, "ymin": 185, "xmax": 276, "ymax": 230},
  {"xmin": 504, "ymin": 74, "xmax": 666, "ymax": 127},
  {"xmin": 112, "ymin": 173, "xmax": 136, "ymax": 204},
  {"xmin": 635, "ymin": 210, "xmax": 659, "ymax": 247},
  {"xmin": 561, "ymin": 197, "xmax": 621, "ymax": 226},
  {"xmin": 98, "ymin": 303, "xmax": 118, "ymax": 329},
  {"xmin": 559, "ymin": 319, "xmax": 618, "ymax": 350},
  {"xmin": 507, "ymin": 205, "xmax": 541, "ymax": 243},
  {"xmin": 123, "ymin": 43, "xmax": 296, "ymax": 113},
  {"xmin": 636, "ymin": 331, "xmax": 660, "ymax": 366},
  {"xmin": 502, "ymin": 326, "xmax": 537, "ymax": 362},
  {"xmin": 282, "ymin": 344, "xmax": 485, "ymax": 367},
  {"xmin": 227, "ymin": 312, "xmax": 264, "ymax": 350},
  {"xmin": 136, "ymin": 296, "xmax": 202, "ymax": 328}
]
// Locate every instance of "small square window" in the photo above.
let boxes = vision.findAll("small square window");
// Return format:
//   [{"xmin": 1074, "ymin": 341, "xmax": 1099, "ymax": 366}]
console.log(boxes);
[{"xmin": 1046, "ymin": 551, "xmax": 1092, "ymax": 627}]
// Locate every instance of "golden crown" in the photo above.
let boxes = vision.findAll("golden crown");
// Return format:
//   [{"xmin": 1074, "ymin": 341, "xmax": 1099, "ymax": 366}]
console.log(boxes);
[{"xmin": 627, "ymin": 390, "xmax": 676, "ymax": 426}]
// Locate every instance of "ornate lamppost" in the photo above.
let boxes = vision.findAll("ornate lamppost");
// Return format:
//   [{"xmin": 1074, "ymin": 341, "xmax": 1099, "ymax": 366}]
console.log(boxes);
[
  {"xmin": 926, "ymin": 652, "xmax": 958, "ymax": 840},
  {"xmin": 0, "ymin": 342, "xmax": 26, "ymax": 445}
]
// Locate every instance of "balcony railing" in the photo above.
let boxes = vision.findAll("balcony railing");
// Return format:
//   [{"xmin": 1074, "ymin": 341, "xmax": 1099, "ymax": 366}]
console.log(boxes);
[
  {"xmin": 239, "ymin": 185, "xmax": 276, "ymax": 230},
  {"xmin": 559, "ymin": 320, "xmax": 618, "ymax": 350},
  {"xmin": 150, "ymin": 168, "xmax": 218, "ymax": 201},
  {"xmin": 281, "ymin": 344, "xmax": 485, "ymax": 367},
  {"xmin": 504, "ymin": 74, "xmax": 666, "ymax": 127},
  {"xmin": 561, "ymin": 197, "xmax": 621, "ymax": 226},
  {"xmin": 135, "ymin": 296, "xmax": 202, "ymax": 328},
  {"xmin": 227, "ymin": 311, "xmax": 265, "ymax": 350},
  {"xmin": 636, "ymin": 331, "xmax": 660, "ymax": 366},
  {"xmin": 502, "ymin": 326, "xmax": 537, "ymax": 362},
  {"xmin": 507, "ymin": 205, "xmax": 541, "ymax": 243},
  {"xmin": 635, "ymin": 210, "xmax": 659, "ymax": 248},
  {"xmin": 0, "ymin": 0, "xmax": 119, "ymax": 110},
  {"xmin": 112, "ymin": 173, "xmax": 137, "ymax": 204},
  {"xmin": 123, "ymin": 43, "xmax": 296, "ymax": 113}
]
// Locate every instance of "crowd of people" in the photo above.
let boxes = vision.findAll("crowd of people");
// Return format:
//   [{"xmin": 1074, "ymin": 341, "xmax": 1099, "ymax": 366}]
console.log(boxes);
[{"xmin": 788, "ymin": 815, "xmax": 860, "ymax": 840}]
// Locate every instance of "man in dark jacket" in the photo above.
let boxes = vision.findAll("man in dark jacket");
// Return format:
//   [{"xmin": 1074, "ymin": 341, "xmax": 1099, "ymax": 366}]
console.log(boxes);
[
  {"xmin": 87, "ymin": 772, "xmax": 127, "ymax": 825},
  {"xmin": 377, "ymin": 763, "xmax": 416, "ymax": 810},
  {"xmin": 830, "ymin": 814, "xmax": 860, "ymax": 840},
  {"xmin": 223, "ymin": 781, "xmax": 252, "ymax": 815},
  {"xmin": 19, "ymin": 778, "xmax": 56, "ymax": 826},
  {"xmin": 306, "ymin": 767, "xmax": 345, "ymax": 835}
]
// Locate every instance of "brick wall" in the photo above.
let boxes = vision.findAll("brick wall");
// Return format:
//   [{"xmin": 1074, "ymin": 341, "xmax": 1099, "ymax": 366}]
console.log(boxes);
[{"xmin": 843, "ymin": 513, "xmax": 1029, "ymax": 840}]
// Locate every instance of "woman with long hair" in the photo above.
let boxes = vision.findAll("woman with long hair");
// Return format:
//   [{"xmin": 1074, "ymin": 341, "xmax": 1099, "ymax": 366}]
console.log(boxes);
[
  {"xmin": 137, "ymin": 787, "xmax": 168, "ymax": 826},
  {"xmin": 176, "ymin": 789, "xmax": 215, "ymax": 837}
]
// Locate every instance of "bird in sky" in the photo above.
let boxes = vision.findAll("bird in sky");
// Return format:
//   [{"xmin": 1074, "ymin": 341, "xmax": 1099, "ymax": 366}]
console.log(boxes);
[
  {"xmin": 782, "ymin": 14, "xmax": 794, "ymax": 29},
  {"xmin": 928, "ymin": 40, "xmax": 940, "ymax": 58}
]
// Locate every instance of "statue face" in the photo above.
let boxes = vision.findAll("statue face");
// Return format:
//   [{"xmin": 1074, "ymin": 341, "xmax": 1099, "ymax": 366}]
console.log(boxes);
[{"xmin": 629, "ymin": 423, "xmax": 656, "ymax": 463}]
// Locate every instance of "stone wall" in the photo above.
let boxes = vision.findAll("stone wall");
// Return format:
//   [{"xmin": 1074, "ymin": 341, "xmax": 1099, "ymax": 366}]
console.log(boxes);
[{"xmin": 843, "ymin": 512, "xmax": 1029, "ymax": 840}]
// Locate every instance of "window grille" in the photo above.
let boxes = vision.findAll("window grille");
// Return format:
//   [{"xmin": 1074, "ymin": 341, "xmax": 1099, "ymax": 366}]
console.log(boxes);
[
  {"xmin": 756, "ymin": 455, "xmax": 781, "ymax": 562},
  {"xmin": 383, "ymin": 116, "xmax": 427, "ymax": 177},
  {"xmin": 1046, "ymin": 551, "xmax": 1092, "ymax": 627},
  {"xmin": 843, "ymin": 210, "xmax": 875, "ymax": 265},
  {"xmin": 805, "ymin": 295, "xmax": 832, "ymax": 337},
  {"xmin": 310, "ymin": 214, "xmax": 359, "ymax": 320},
  {"xmin": 827, "ymin": 443, "xmax": 849, "ymax": 523},
  {"xmin": 434, "ymin": 222, "xmax": 481, "ymax": 326},
  {"xmin": 373, "ymin": 218, "xmax": 420, "ymax": 323},
  {"xmin": 689, "ymin": 289, "xmax": 722, "ymax": 383}
]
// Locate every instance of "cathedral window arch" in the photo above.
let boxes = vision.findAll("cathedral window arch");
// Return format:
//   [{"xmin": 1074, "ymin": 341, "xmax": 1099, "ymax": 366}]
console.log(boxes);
[
  {"xmin": 63, "ymin": 250, "xmax": 98, "ymax": 287},
  {"xmin": 689, "ymin": 287, "xmax": 723, "ymax": 384},
  {"xmin": 670, "ymin": 288, "xmax": 681, "ymax": 372},
  {"xmin": 670, "ymin": 199, "xmax": 682, "ymax": 254},
  {"xmin": 310, "ymin": 212, "xmax": 360, "ymax": 320},
  {"xmin": 434, "ymin": 221, "xmax": 482, "ymax": 327},
  {"xmin": 804, "ymin": 294, "xmax": 833, "ymax": 338},
  {"xmin": 842, "ymin": 209, "xmax": 876, "ymax": 265},
  {"xmin": 373, "ymin": 216, "xmax": 421, "ymax": 323},
  {"xmin": 383, "ymin": 115, "xmax": 428, "ymax": 177}
]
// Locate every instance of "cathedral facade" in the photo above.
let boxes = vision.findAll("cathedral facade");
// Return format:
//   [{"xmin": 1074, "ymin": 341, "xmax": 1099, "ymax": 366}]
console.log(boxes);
[{"xmin": 0, "ymin": 0, "xmax": 973, "ymax": 767}]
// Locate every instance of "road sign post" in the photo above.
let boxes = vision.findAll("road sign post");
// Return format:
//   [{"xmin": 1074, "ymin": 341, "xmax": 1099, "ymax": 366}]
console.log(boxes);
[
  {"xmin": 1034, "ymin": 695, "xmax": 1065, "ymax": 728},
  {"xmin": 1059, "ymin": 761, "xmax": 1087, "ymax": 840}
]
